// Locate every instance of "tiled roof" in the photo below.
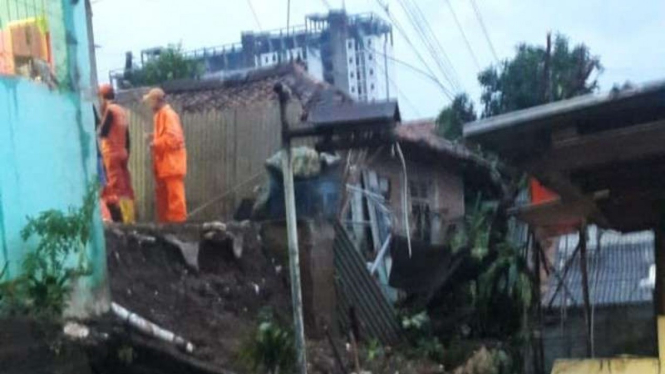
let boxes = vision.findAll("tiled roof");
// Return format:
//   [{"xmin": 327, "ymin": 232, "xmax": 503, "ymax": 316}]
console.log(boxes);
[
  {"xmin": 394, "ymin": 120, "xmax": 482, "ymax": 163},
  {"xmin": 117, "ymin": 63, "xmax": 350, "ymax": 114},
  {"xmin": 544, "ymin": 230, "xmax": 654, "ymax": 309}
]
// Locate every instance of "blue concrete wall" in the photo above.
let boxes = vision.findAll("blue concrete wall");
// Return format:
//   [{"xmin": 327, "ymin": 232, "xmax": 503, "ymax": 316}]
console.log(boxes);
[{"xmin": 0, "ymin": 0, "xmax": 110, "ymax": 317}]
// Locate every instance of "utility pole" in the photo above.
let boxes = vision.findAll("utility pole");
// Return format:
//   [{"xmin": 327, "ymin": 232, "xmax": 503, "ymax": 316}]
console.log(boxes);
[
  {"xmin": 543, "ymin": 32, "xmax": 552, "ymax": 103},
  {"xmin": 274, "ymin": 83, "xmax": 308, "ymax": 374},
  {"xmin": 531, "ymin": 230, "xmax": 545, "ymax": 374},
  {"xmin": 579, "ymin": 224, "xmax": 593, "ymax": 357}
]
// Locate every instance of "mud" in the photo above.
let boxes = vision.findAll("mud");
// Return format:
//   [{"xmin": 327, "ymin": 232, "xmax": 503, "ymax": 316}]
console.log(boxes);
[{"xmin": 106, "ymin": 225, "xmax": 291, "ymax": 371}]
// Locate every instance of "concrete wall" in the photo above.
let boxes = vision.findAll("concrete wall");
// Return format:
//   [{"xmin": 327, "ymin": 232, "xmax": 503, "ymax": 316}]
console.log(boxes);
[
  {"xmin": 0, "ymin": 0, "xmax": 109, "ymax": 318},
  {"xmin": 543, "ymin": 304, "xmax": 657, "ymax": 373}
]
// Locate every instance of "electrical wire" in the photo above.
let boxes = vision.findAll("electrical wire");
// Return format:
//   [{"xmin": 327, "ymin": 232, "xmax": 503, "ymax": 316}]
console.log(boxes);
[
  {"xmin": 396, "ymin": 0, "xmax": 463, "ymax": 92},
  {"xmin": 320, "ymin": 0, "xmax": 332, "ymax": 9},
  {"xmin": 369, "ymin": 46, "xmax": 453, "ymax": 100},
  {"xmin": 444, "ymin": 0, "xmax": 481, "ymax": 70},
  {"xmin": 371, "ymin": 52, "xmax": 423, "ymax": 117},
  {"xmin": 373, "ymin": 0, "xmax": 454, "ymax": 97},
  {"xmin": 246, "ymin": 0, "xmax": 263, "ymax": 31},
  {"xmin": 469, "ymin": 0, "xmax": 499, "ymax": 63},
  {"xmin": 406, "ymin": 0, "xmax": 463, "ymax": 90}
]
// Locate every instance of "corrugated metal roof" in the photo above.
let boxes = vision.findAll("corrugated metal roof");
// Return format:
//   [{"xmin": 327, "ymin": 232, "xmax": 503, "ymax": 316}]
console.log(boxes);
[
  {"xmin": 334, "ymin": 222, "xmax": 401, "ymax": 345},
  {"xmin": 464, "ymin": 79, "xmax": 665, "ymax": 139},
  {"xmin": 544, "ymin": 230, "xmax": 654, "ymax": 309},
  {"xmin": 309, "ymin": 100, "xmax": 400, "ymax": 126}
]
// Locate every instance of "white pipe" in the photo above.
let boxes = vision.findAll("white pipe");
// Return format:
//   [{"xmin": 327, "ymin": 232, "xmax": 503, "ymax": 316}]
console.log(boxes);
[
  {"xmin": 395, "ymin": 143, "xmax": 413, "ymax": 257},
  {"xmin": 112, "ymin": 302, "xmax": 195, "ymax": 353},
  {"xmin": 370, "ymin": 234, "xmax": 393, "ymax": 275}
]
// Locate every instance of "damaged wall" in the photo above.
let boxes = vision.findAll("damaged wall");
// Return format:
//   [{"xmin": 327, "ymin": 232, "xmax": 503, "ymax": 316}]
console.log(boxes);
[
  {"xmin": 364, "ymin": 148, "xmax": 465, "ymax": 245},
  {"xmin": 0, "ymin": 0, "xmax": 110, "ymax": 318}
]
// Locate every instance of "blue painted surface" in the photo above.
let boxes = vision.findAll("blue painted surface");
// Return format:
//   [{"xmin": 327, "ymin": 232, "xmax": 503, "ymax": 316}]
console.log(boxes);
[{"xmin": 0, "ymin": 0, "xmax": 109, "ymax": 317}]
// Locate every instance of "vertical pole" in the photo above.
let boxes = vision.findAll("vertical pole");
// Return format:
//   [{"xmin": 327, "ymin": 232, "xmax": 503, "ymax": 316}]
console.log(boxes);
[
  {"xmin": 579, "ymin": 224, "xmax": 593, "ymax": 357},
  {"xmin": 531, "ymin": 230, "xmax": 545, "ymax": 374},
  {"xmin": 656, "ymin": 225, "xmax": 665, "ymax": 316},
  {"xmin": 275, "ymin": 83, "xmax": 308, "ymax": 374},
  {"xmin": 656, "ymin": 206, "xmax": 665, "ymax": 365},
  {"xmin": 543, "ymin": 32, "xmax": 552, "ymax": 103},
  {"xmin": 85, "ymin": 0, "xmax": 99, "ymax": 91},
  {"xmin": 384, "ymin": 36, "xmax": 390, "ymax": 100}
]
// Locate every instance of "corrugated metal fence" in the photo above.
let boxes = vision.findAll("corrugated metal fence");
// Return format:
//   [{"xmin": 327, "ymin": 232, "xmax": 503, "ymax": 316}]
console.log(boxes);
[
  {"xmin": 334, "ymin": 221, "xmax": 402, "ymax": 345},
  {"xmin": 124, "ymin": 101, "xmax": 297, "ymax": 222}
]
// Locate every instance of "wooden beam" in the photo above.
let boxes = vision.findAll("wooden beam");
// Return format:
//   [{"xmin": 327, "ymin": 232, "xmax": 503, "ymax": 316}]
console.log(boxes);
[
  {"xmin": 532, "ymin": 172, "xmax": 610, "ymax": 228},
  {"xmin": 524, "ymin": 119, "xmax": 665, "ymax": 173},
  {"xmin": 510, "ymin": 191, "xmax": 609, "ymax": 236},
  {"xmin": 579, "ymin": 225, "xmax": 592, "ymax": 358}
]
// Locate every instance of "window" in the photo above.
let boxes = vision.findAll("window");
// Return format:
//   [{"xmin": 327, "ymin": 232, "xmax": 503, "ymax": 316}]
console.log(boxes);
[
  {"xmin": 350, "ymin": 72, "xmax": 354, "ymax": 78},
  {"xmin": 368, "ymin": 54, "xmax": 373, "ymax": 61},
  {"xmin": 378, "ymin": 176, "xmax": 391, "ymax": 201},
  {"xmin": 351, "ymin": 86, "xmax": 355, "ymax": 93},
  {"xmin": 410, "ymin": 180, "xmax": 432, "ymax": 242},
  {"xmin": 265, "ymin": 57, "xmax": 269, "ymax": 64},
  {"xmin": 0, "ymin": 1, "xmax": 69, "ymax": 88},
  {"xmin": 348, "ymin": 41, "xmax": 353, "ymax": 49},
  {"xmin": 358, "ymin": 87, "xmax": 362, "ymax": 94},
  {"xmin": 369, "ymin": 69, "xmax": 374, "ymax": 76},
  {"xmin": 349, "ymin": 57, "xmax": 354, "ymax": 64},
  {"xmin": 272, "ymin": 54, "xmax": 277, "ymax": 62},
  {"xmin": 368, "ymin": 39, "xmax": 372, "ymax": 47},
  {"xmin": 371, "ymin": 84, "xmax": 375, "ymax": 91}
]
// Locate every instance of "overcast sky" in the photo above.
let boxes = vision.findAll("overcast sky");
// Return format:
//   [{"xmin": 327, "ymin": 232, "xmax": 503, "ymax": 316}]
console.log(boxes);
[{"xmin": 92, "ymin": 0, "xmax": 665, "ymax": 120}]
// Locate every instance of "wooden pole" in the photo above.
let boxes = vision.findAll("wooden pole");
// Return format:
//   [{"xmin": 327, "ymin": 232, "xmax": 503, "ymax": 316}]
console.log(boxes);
[
  {"xmin": 543, "ymin": 32, "xmax": 552, "ymax": 103},
  {"xmin": 531, "ymin": 230, "xmax": 545, "ymax": 374},
  {"xmin": 655, "ymin": 225, "xmax": 665, "ymax": 315},
  {"xmin": 274, "ymin": 83, "xmax": 308, "ymax": 374},
  {"xmin": 579, "ymin": 224, "xmax": 593, "ymax": 357}
]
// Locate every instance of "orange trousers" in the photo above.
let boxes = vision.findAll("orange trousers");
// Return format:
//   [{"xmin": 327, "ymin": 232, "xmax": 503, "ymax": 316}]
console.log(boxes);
[{"xmin": 155, "ymin": 177, "xmax": 187, "ymax": 223}]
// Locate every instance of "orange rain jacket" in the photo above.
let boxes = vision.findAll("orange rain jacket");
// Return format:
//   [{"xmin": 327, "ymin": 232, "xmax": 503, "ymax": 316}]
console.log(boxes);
[
  {"xmin": 101, "ymin": 103, "xmax": 134, "ymax": 202},
  {"xmin": 152, "ymin": 105, "xmax": 187, "ymax": 179}
]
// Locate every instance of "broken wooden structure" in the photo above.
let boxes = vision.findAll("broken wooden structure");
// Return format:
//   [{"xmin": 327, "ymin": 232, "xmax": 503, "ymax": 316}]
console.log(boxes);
[{"xmin": 464, "ymin": 80, "xmax": 665, "ymax": 374}]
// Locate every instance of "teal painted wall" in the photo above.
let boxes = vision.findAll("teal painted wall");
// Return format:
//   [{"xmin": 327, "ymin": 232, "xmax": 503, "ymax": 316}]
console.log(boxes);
[{"xmin": 0, "ymin": 0, "xmax": 110, "ymax": 317}]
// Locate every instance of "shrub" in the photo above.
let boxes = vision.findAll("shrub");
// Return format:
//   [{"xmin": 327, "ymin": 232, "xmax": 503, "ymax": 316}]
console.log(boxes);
[
  {"xmin": 0, "ymin": 183, "xmax": 96, "ymax": 318},
  {"xmin": 239, "ymin": 309, "xmax": 296, "ymax": 374}
]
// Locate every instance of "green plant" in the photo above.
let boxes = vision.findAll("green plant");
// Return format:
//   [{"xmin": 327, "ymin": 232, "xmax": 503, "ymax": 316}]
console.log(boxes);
[
  {"xmin": 436, "ymin": 93, "xmax": 477, "ymax": 141},
  {"xmin": 401, "ymin": 311, "xmax": 445, "ymax": 362},
  {"xmin": 451, "ymin": 195, "xmax": 495, "ymax": 259},
  {"xmin": 366, "ymin": 338, "xmax": 385, "ymax": 362},
  {"xmin": 0, "ymin": 183, "xmax": 97, "ymax": 318},
  {"xmin": 126, "ymin": 45, "xmax": 203, "ymax": 87},
  {"xmin": 474, "ymin": 243, "xmax": 532, "ymax": 338},
  {"xmin": 239, "ymin": 309, "xmax": 296, "ymax": 374}
]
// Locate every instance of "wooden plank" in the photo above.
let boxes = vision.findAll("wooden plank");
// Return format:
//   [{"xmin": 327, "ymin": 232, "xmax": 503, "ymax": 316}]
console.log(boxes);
[
  {"xmin": 510, "ymin": 190, "xmax": 609, "ymax": 236},
  {"xmin": 529, "ymin": 171, "xmax": 610, "ymax": 228},
  {"xmin": 525, "ymin": 119, "xmax": 665, "ymax": 173}
]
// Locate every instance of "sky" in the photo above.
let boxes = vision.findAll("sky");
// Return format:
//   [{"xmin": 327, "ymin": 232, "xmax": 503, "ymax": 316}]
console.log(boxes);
[{"xmin": 92, "ymin": 0, "xmax": 665, "ymax": 120}]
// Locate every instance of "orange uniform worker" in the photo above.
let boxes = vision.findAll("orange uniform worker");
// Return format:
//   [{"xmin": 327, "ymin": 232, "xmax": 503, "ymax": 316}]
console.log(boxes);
[
  {"xmin": 143, "ymin": 88, "xmax": 188, "ymax": 223},
  {"xmin": 99, "ymin": 84, "xmax": 135, "ymax": 223}
]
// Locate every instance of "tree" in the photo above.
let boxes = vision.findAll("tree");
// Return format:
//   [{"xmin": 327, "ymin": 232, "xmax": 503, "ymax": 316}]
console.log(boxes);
[
  {"xmin": 436, "ymin": 93, "xmax": 477, "ymax": 141},
  {"xmin": 478, "ymin": 34, "xmax": 602, "ymax": 117},
  {"xmin": 125, "ymin": 46, "xmax": 202, "ymax": 87}
]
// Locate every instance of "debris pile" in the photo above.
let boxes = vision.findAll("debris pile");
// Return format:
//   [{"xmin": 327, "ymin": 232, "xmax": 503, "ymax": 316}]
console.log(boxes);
[{"xmin": 105, "ymin": 223, "xmax": 291, "ymax": 371}]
